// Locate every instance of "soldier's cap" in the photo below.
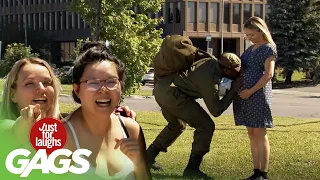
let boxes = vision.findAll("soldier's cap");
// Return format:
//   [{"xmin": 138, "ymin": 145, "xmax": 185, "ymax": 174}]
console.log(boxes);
[{"xmin": 218, "ymin": 52, "xmax": 241, "ymax": 72}]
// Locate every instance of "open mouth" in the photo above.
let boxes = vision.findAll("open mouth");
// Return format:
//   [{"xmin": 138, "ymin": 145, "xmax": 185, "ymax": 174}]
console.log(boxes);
[
  {"xmin": 95, "ymin": 99, "xmax": 111, "ymax": 107},
  {"xmin": 32, "ymin": 98, "xmax": 47, "ymax": 104}
]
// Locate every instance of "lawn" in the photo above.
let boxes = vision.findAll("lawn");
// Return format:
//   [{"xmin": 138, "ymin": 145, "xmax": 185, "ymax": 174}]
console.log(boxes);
[
  {"xmin": 275, "ymin": 69, "xmax": 306, "ymax": 82},
  {"xmin": 60, "ymin": 103, "xmax": 320, "ymax": 180}
]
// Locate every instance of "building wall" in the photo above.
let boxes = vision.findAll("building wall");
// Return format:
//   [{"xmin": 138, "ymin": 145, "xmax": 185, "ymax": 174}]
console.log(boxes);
[
  {"xmin": 0, "ymin": 0, "xmax": 91, "ymax": 65},
  {"xmin": 0, "ymin": 0, "xmax": 270, "ymax": 63},
  {"xmin": 161, "ymin": 0, "xmax": 268, "ymax": 57}
]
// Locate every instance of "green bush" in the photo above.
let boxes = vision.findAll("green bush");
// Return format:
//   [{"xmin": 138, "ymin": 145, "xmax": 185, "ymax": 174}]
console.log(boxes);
[
  {"xmin": 0, "ymin": 43, "xmax": 39, "ymax": 77},
  {"xmin": 59, "ymin": 73, "xmax": 73, "ymax": 84}
]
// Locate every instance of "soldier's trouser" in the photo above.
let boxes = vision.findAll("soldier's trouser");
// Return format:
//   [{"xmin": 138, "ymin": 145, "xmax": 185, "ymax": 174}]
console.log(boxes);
[{"xmin": 152, "ymin": 76, "xmax": 215, "ymax": 156}]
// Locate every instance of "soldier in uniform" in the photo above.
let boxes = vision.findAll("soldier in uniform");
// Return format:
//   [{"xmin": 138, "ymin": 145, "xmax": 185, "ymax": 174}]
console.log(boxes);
[{"xmin": 147, "ymin": 35, "xmax": 242, "ymax": 179}]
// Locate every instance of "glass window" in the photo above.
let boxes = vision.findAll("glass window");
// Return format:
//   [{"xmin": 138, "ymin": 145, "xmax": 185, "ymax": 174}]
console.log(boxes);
[
  {"xmin": 254, "ymin": 4, "xmax": 262, "ymax": 18},
  {"xmin": 210, "ymin": 3, "xmax": 218, "ymax": 24},
  {"xmin": 176, "ymin": 2, "xmax": 181, "ymax": 23},
  {"xmin": 167, "ymin": 3, "xmax": 173, "ymax": 24},
  {"xmin": 243, "ymin": 4, "xmax": 251, "ymax": 23},
  {"xmin": 188, "ymin": 2, "xmax": 195, "ymax": 23},
  {"xmin": 34, "ymin": 13, "xmax": 39, "ymax": 30},
  {"xmin": 265, "ymin": 4, "xmax": 271, "ymax": 23},
  {"xmin": 233, "ymin": 4, "xmax": 240, "ymax": 24},
  {"xmin": 199, "ymin": 2, "xmax": 207, "ymax": 23},
  {"xmin": 223, "ymin": 3, "xmax": 230, "ymax": 24}
]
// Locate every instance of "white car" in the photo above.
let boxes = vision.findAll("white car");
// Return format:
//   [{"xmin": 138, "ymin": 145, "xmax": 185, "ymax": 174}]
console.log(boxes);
[
  {"xmin": 219, "ymin": 77, "xmax": 232, "ymax": 96},
  {"xmin": 62, "ymin": 66, "xmax": 73, "ymax": 75},
  {"xmin": 141, "ymin": 68, "xmax": 154, "ymax": 86}
]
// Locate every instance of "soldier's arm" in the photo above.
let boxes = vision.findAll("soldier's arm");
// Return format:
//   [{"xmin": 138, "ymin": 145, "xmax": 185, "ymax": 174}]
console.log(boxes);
[{"xmin": 200, "ymin": 83, "xmax": 237, "ymax": 117}]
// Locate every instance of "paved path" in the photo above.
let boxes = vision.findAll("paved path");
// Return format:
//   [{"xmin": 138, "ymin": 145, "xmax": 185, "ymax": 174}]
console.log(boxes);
[{"xmin": 60, "ymin": 86, "xmax": 320, "ymax": 118}]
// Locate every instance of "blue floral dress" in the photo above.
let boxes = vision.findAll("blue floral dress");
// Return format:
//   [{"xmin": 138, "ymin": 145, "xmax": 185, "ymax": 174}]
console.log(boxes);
[{"xmin": 233, "ymin": 43, "xmax": 277, "ymax": 128}]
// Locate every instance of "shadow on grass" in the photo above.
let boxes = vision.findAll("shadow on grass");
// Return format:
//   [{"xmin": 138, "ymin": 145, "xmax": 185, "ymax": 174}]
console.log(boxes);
[
  {"xmin": 275, "ymin": 120, "xmax": 320, "ymax": 127},
  {"xmin": 301, "ymin": 95, "xmax": 320, "ymax": 98},
  {"xmin": 151, "ymin": 172, "xmax": 216, "ymax": 180},
  {"xmin": 272, "ymin": 80, "xmax": 317, "ymax": 89}
]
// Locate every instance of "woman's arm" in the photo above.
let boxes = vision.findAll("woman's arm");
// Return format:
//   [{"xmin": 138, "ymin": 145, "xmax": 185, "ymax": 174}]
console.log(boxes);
[
  {"xmin": 239, "ymin": 55, "xmax": 275, "ymax": 99},
  {"xmin": 250, "ymin": 55, "xmax": 276, "ymax": 93}
]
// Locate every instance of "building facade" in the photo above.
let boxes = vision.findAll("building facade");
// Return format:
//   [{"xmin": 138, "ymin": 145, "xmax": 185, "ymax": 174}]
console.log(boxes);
[
  {"xmin": 160, "ymin": 0, "xmax": 270, "ymax": 57},
  {"xmin": 0, "ymin": 0, "xmax": 91, "ymax": 65},
  {"xmin": 0, "ymin": 0, "xmax": 269, "ymax": 64}
]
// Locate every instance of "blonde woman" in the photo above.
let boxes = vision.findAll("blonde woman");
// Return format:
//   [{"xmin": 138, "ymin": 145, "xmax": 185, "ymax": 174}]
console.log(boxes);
[
  {"xmin": 0, "ymin": 58, "xmax": 61, "ymax": 142},
  {"xmin": 233, "ymin": 16, "xmax": 277, "ymax": 180}
]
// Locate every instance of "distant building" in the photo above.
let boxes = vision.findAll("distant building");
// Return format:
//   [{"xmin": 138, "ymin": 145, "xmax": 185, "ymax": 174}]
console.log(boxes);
[
  {"xmin": 0, "ymin": 0, "xmax": 90, "ymax": 65},
  {"xmin": 159, "ymin": 0, "xmax": 270, "ymax": 57},
  {"xmin": 0, "ymin": 0, "xmax": 270, "ymax": 64}
]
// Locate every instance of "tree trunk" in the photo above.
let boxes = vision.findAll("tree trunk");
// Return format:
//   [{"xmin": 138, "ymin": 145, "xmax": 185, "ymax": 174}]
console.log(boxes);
[{"xmin": 285, "ymin": 70, "xmax": 293, "ymax": 84}]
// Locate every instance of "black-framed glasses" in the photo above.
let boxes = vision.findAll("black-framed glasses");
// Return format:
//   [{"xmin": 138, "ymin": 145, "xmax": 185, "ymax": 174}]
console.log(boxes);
[{"xmin": 79, "ymin": 78, "xmax": 120, "ymax": 91}]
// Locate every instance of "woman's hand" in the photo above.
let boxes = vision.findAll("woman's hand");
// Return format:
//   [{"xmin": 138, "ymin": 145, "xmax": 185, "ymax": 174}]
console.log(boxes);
[
  {"xmin": 114, "ymin": 138, "xmax": 143, "ymax": 166},
  {"xmin": 12, "ymin": 104, "xmax": 43, "ymax": 144},
  {"xmin": 239, "ymin": 89, "xmax": 254, "ymax": 99},
  {"xmin": 114, "ymin": 106, "xmax": 137, "ymax": 120}
]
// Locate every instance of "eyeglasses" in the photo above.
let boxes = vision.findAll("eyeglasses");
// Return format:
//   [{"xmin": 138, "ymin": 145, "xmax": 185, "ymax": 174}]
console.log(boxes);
[{"xmin": 79, "ymin": 78, "xmax": 120, "ymax": 91}]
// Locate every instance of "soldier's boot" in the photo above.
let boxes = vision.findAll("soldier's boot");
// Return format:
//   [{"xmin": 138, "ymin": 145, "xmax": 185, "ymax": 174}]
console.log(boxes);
[
  {"xmin": 146, "ymin": 144, "xmax": 163, "ymax": 171},
  {"xmin": 183, "ymin": 153, "xmax": 212, "ymax": 179}
]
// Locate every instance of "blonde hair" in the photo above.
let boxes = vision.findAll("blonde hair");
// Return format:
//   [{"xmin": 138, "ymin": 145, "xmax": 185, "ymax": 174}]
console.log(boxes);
[
  {"xmin": 0, "ymin": 58, "xmax": 61, "ymax": 120},
  {"xmin": 244, "ymin": 16, "xmax": 275, "ymax": 45}
]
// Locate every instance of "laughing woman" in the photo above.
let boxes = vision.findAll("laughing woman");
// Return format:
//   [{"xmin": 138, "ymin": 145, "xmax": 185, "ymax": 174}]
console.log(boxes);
[{"xmin": 62, "ymin": 41, "xmax": 151, "ymax": 180}]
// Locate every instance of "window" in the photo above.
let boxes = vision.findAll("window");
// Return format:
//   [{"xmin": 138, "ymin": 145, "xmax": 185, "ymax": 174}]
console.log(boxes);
[
  {"xmin": 210, "ymin": 3, "xmax": 218, "ymax": 24},
  {"xmin": 67, "ymin": 12, "xmax": 72, "ymax": 29},
  {"xmin": 167, "ymin": 3, "xmax": 173, "ymax": 24},
  {"xmin": 176, "ymin": 2, "xmax": 181, "ymax": 23},
  {"xmin": 223, "ymin": 3, "xmax": 230, "ymax": 24},
  {"xmin": 61, "ymin": 42, "xmax": 76, "ymax": 62},
  {"xmin": 243, "ymin": 4, "xmax": 251, "ymax": 23},
  {"xmin": 233, "ymin": 4, "xmax": 240, "ymax": 24},
  {"xmin": 60, "ymin": 11, "xmax": 66, "ymax": 30},
  {"xmin": 49, "ymin": 12, "xmax": 54, "ymax": 30},
  {"xmin": 199, "ymin": 2, "xmax": 207, "ymax": 23},
  {"xmin": 265, "ymin": 4, "xmax": 271, "ymax": 23},
  {"xmin": 34, "ymin": 13, "xmax": 39, "ymax": 30},
  {"xmin": 39, "ymin": 13, "xmax": 44, "ymax": 30},
  {"xmin": 254, "ymin": 4, "xmax": 262, "ymax": 18},
  {"xmin": 188, "ymin": 2, "xmax": 195, "ymax": 23}
]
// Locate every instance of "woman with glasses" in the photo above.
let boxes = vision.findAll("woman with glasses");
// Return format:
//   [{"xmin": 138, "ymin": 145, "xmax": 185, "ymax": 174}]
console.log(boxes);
[
  {"xmin": 0, "ymin": 57, "xmax": 135, "ymax": 144},
  {"xmin": 62, "ymin": 41, "xmax": 151, "ymax": 180}
]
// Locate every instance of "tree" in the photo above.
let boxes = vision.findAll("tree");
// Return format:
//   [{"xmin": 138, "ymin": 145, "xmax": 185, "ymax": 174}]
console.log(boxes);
[
  {"xmin": 268, "ymin": 0, "xmax": 320, "ymax": 83},
  {"xmin": 0, "ymin": 43, "xmax": 39, "ymax": 77},
  {"xmin": 68, "ymin": 0, "xmax": 164, "ymax": 94}
]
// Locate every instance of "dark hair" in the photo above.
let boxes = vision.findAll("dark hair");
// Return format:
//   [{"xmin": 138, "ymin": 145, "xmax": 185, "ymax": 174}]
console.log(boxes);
[{"xmin": 72, "ymin": 41, "xmax": 125, "ymax": 104}]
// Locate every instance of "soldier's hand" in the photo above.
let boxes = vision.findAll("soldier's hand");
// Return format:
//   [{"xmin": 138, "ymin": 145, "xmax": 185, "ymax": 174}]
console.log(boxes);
[
  {"xmin": 231, "ymin": 76, "xmax": 243, "ymax": 91},
  {"xmin": 114, "ymin": 106, "xmax": 137, "ymax": 120}
]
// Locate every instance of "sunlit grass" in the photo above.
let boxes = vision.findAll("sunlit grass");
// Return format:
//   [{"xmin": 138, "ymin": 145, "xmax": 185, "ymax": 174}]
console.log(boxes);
[{"xmin": 58, "ymin": 105, "xmax": 320, "ymax": 180}]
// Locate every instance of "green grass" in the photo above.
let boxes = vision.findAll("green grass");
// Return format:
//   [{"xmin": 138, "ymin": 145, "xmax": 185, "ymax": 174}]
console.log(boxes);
[
  {"xmin": 60, "ymin": 84, "xmax": 73, "ymax": 95},
  {"xmin": 0, "ymin": 79, "xmax": 5, "ymax": 91},
  {"xmin": 275, "ymin": 69, "xmax": 306, "ymax": 82},
  {"xmin": 58, "ymin": 103, "xmax": 320, "ymax": 180},
  {"xmin": 131, "ymin": 89, "xmax": 153, "ymax": 96}
]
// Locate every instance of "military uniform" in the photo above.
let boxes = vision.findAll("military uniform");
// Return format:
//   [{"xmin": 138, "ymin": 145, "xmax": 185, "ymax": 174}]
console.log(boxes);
[
  {"xmin": 152, "ymin": 54, "xmax": 236, "ymax": 155},
  {"xmin": 147, "ymin": 35, "xmax": 240, "ymax": 178}
]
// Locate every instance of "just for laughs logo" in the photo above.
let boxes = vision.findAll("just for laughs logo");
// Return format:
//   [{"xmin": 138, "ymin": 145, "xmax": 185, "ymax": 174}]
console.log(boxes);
[{"xmin": 5, "ymin": 118, "xmax": 92, "ymax": 177}]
